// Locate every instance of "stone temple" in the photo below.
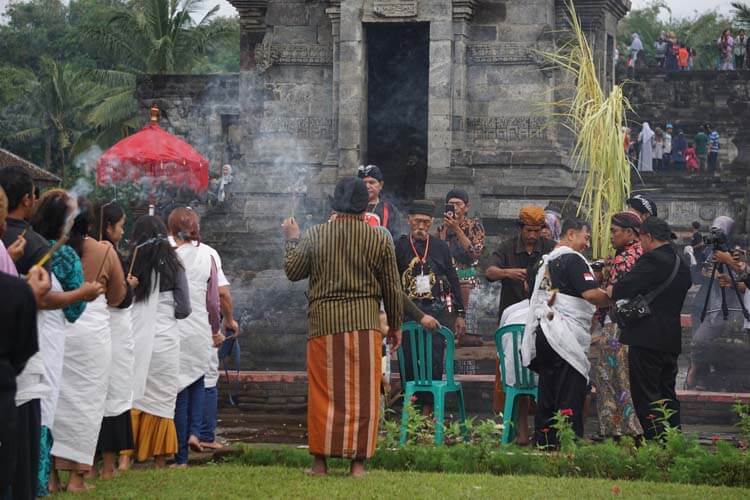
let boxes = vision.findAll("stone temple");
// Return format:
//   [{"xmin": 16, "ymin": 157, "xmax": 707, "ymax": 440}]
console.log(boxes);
[{"xmin": 136, "ymin": 0, "xmax": 750, "ymax": 374}]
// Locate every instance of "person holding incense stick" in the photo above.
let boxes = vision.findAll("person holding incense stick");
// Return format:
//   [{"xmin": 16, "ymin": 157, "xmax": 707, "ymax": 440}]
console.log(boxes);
[
  {"xmin": 128, "ymin": 215, "xmax": 190, "ymax": 468},
  {"xmin": 94, "ymin": 201, "xmax": 138, "ymax": 478},
  {"xmin": 51, "ymin": 197, "xmax": 127, "ymax": 493},
  {"xmin": 168, "ymin": 207, "xmax": 220, "ymax": 467}
]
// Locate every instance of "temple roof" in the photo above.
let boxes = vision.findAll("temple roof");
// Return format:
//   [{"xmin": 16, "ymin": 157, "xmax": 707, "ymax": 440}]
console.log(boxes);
[{"xmin": 0, "ymin": 147, "xmax": 61, "ymax": 185}]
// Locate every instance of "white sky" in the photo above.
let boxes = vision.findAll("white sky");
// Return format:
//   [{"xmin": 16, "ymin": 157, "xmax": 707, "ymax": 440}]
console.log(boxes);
[{"xmin": 0, "ymin": 0, "xmax": 741, "ymax": 23}]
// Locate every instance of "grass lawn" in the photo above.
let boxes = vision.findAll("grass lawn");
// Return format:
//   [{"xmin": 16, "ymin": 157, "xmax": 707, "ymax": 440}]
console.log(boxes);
[{"xmin": 56, "ymin": 464, "xmax": 750, "ymax": 499}]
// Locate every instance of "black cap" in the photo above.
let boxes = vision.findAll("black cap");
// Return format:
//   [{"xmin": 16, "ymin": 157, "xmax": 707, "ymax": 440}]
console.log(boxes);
[
  {"xmin": 640, "ymin": 217, "xmax": 673, "ymax": 241},
  {"xmin": 357, "ymin": 164, "xmax": 383, "ymax": 182},
  {"xmin": 330, "ymin": 177, "xmax": 369, "ymax": 214},
  {"xmin": 409, "ymin": 200, "xmax": 436, "ymax": 217},
  {"xmin": 445, "ymin": 188, "xmax": 469, "ymax": 204},
  {"xmin": 626, "ymin": 194, "xmax": 657, "ymax": 217}
]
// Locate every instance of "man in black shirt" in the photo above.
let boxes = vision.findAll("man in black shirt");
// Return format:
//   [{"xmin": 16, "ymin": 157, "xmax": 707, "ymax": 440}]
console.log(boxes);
[
  {"xmin": 395, "ymin": 200, "xmax": 465, "ymax": 415},
  {"xmin": 610, "ymin": 217, "xmax": 692, "ymax": 440},
  {"xmin": 522, "ymin": 219, "xmax": 610, "ymax": 447},
  {"xmin": 357, "ymin": 164, "xmax": 403, "ymax": 238}
]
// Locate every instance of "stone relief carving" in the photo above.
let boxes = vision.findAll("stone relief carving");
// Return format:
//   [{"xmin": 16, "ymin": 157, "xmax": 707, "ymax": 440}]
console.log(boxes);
[
  {"xmin": 373, "ymin": 0, "xmax": 418, "ymax": 17},
  {"xmin": 466, "ymin": 116, "xmax": 547, "ymax": 142},
  {"xmin": 260, "ymin": 116, "xmax": 333, "ymax": 139},
  {"xmin": 467, "ymin": 42, "xmax": 554, "ymax": 77},
  {"xmin": 254, "ymin": 38, "xmax": 333, "ymax": 73}
]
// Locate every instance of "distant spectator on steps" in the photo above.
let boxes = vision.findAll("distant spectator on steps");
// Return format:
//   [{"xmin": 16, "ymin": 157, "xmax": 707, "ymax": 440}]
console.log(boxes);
[
  {"xmin": 708, "ymin": 125, "xmax": 720, "ymax": 174},
  {"xmin": 663, "ymin": 124, "xmax": 673, "ymax": 170},
  {"xmin": 654, "ymin": 32, "xmax": 668, "ymax": 68},
  {"xmin": 694, "ymin": 125, "xmax": 709, "ymax": 172},
  {"xmin": 628, "ymin": 33, "xmax": 643, "ymax": 68},
  {"xmin": 718, "ymin": 29, "xmax": 734, "ymax": 70},
  {"xmin": 637, "ymin": 123, "xmax": 654, "ymax": 172},
  {"xmin": 678, "ymin": 45, "xmax": 689, "ymax": 71},
  {"xmin": 653, "ymin": 128, "xmax": 665, "ymax": 171},
  {"xmin": 734, "ymin": 30, "xmax": 747, "ymax": 70},
  {"xmin": 685, "ymin": 142, "xmax": 699, "ymax": 175},
  {"xmin": 672, "ymin": 130, "xmax": 688, "ymax": 171},
  {"xmin": 665, "ymin": 33, "xmax": 678, "ymax": 71}
]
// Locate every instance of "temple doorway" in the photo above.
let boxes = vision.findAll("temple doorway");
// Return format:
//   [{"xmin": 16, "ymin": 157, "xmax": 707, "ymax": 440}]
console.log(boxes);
[{"xmin": 365, "ymin": 22, "xmax": 429, "ymax": 205}]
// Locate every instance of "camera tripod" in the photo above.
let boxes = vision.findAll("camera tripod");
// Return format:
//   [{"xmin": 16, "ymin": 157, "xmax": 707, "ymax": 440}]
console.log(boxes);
[{"xmin": 700, "ymin": 259, "xmax": 750, "ymax": 322}]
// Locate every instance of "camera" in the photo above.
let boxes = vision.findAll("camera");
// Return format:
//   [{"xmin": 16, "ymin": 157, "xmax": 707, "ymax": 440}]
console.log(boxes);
[
  {"xmin": 703, "ymin": 228, "xmax": 730, "ymax": 252},
  {"xmin": 590, "ymin": 260, "xmax": 605, "ymax": 272},
  {"xmin": 444, "ymin": 203, "xmax": 455, "ymax": 218}
]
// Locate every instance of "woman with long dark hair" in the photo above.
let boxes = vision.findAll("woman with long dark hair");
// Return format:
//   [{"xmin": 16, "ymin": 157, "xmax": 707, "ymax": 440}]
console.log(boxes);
[
  {"xmin": 28, "ymin": 190, "xmax": 103, "ymax": 495},
  {"xmin": 168, "ymin": 207, "xmax": 220, "ymax": 467},
  {"xmin": 94, "ymin": 201, "xmax": 138, "ymax": 477},
  {"xmin": 128, "ymin": 215, "xmax": 191, "ymax": 468},
  {"xmin": 51, "ymin": 197, "xmax": 127, "ymax": 492}
]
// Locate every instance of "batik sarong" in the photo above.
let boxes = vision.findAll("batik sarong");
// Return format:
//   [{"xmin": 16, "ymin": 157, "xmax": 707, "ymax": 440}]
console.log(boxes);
[{"xmin": 307, "ymin": 330, "xmax": 382, "ymax": 460}]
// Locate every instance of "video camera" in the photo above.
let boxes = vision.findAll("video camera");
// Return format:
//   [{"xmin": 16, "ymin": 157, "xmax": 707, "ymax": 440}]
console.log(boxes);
[{"xmin": 703, "ymin": 228, "xmax": 730, "ymax": 252}]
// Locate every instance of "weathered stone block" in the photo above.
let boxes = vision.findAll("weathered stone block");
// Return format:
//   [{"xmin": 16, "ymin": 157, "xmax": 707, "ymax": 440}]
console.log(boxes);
[{"xmin": 273, "ymin": 25, "xmax": 319, "ymax": 44}]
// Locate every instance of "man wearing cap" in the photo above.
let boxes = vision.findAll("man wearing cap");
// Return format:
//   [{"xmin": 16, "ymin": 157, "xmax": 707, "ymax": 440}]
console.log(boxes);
[
  {"xmin": 395, "ymin": 200, "xmax": 465, "ymax": 416},
  {"xmin": 282, "ymin": 177, "xmax": 403, "ymax": 477},
  {"xmin": 357, "ymin": 165, "xmax": 402, "ymax": 238},
  {"xmin": 626, "ymin": 194, "xmax": 657, "ymax": 222},
  {"xmin": 486, "ymin": 205, "xmax": 555, "ymax": 443},
  {"xmin": 437, "ymin": 189, "xmax": 485, "ymax": 347},
  {"xmin": 608, "ymin": 217, "xmax": 692, "ymax": 440}
]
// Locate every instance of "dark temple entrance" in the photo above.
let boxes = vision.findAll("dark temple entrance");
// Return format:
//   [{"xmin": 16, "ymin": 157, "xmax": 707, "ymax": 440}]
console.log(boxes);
[{"xmin": 366, "ymin": 23, "xmax": 429, "ymax": 205}]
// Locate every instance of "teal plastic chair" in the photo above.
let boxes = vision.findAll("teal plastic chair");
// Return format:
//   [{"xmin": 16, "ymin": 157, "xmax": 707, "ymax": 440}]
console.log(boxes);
[
  {"xmin": 494, "ymin": 324, "xmax": 539, "ymax": 445},
  {"xmin": 397, "ymin": 321, "xmax": 468, "ymax": 446}
]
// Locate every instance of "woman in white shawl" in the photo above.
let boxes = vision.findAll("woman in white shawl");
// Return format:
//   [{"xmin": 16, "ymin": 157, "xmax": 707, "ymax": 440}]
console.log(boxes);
[
  {"xmin": 127, "ymin": 215, "xmax": 191, "ymax": 469},
  {"xmin": 629, "ymin": 33, "xmax": 644, "ymax": 66},
  {"xmin": 638, "ymin": 122, "xmax": 655, "ymax": 172},
  {"xmin": 167, "ymin": 207, "xmax": 221, "ymax": 467}
]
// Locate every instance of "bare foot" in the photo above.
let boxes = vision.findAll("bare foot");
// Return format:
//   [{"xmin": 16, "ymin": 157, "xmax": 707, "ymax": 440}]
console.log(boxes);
[
  {"xmin": 309, "ymin": 455, "xmax": 327, "ymax": 476},
  {"xmin": 118, "ymin": 454, "xmax": 131, "ymax": 471},
  {"xmin": 188, "ymin": 435, "xmax": 204, "ymax": 452},
  {"xmin": 100, "ymin": 469, "xmax": 116, "ymax": 480},
  {"xmin": 65, "ymin": 472, "xmax": 95, "ymax": 493},
  {"xmin": 350, "ymin": 460, "xmax": 366, "ymax": 478},
  {"xmin": 154, "ymin": 456, "xmax": 167, "ymax": 469},
  {"xmin": 48, "ymin": 471, "xmax": 60, "ymax": 494},
  {"xmin": 199, "ymin": 441, "xmax": 224, "ymax": 450}
]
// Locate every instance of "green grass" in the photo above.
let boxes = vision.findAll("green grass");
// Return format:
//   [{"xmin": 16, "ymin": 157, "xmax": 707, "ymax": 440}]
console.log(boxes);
[{"xmin": 56, "ymin": 464, "xmax": 750, "ymax": 499}]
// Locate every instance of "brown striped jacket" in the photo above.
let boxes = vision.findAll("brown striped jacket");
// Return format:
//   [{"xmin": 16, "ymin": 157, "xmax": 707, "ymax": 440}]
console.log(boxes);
[{"xmin": 284, "ymin": 217, "xmax": 403, "ymax": 339}]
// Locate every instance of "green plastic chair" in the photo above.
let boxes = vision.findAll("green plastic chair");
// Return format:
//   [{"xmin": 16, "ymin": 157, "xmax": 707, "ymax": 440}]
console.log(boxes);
[
  {"xmin": 397, "ymin": 321, "xmax": 468, "ymax": 446},
  {"xmin": 494, "ymin": 324, "xmax": 539, "ymax": 445}
]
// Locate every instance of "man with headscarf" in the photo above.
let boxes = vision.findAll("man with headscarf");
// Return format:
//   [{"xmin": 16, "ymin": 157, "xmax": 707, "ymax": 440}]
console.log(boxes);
[
  {"xmin": 282, "ymin": 177, "xmax": 403, "ymax": 477},
  {"xmin": 589, "ymin": 212, "xmax": 644, "ymax": 439},
  {"xmin": 608, "ymin": 218, "xmax": 692, "ymax": 440},
  {"xmin": 686, "ymin": 215, "xmax": 741, "ymax": 390},
  {"xmin": 357, "ymin": 165, "xmax": 402, "ymax": 238},
  {"xmin": 486, "ymin": 205, "xmax": 555, "ymax": 444},
  {"xmin": 522, "ymin": 219, "xmax": 611, "ymax": 448},
  {"xmin": 395, "ymin": 200, "xmax": 465, "ymax": 416},
  {"xmin": 638, "ymin": 123, "xmax": 655, "ymax": 172},
  {"xmin": 437, "ymin": 189, "xmax": 485, "ymax": 347},
  {"xmin": 626, "ymin": 194, "xmax": 657, "ymax": 222}
]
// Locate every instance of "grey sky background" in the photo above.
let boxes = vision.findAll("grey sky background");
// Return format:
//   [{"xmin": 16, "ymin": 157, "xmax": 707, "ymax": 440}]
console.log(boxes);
[{"xmin": 0, "ymin": 0, "xmax": 742, "ymax": 22}]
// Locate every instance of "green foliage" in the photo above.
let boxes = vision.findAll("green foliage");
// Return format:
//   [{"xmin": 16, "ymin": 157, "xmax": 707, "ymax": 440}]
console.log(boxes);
[{"xmin": 733, "ymin": 400, "xmax": 750, "ymax": 444}]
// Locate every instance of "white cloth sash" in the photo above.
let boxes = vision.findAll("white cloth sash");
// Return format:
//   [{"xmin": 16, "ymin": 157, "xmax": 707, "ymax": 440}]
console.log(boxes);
[
  {"xmin": 176, "ymin": 244, "xmax": 213, "ymax": 391},
  {"xmin": 133, "ymin": 291, "xmax": 181, "ymax": 419},
  {"xmin": 131, "ymin": 274, "xmax": 160, "ymax": 401},
  {"xmin": 38, "ymin": 274, "xmax": 66, "ymax": 427},
  {"xmin": 498, "ymin": 300, "xmax": 533, "ymax": 387},
  {"xmin": 51, "ymin": 295, "xmax": 111, "ymax": 465},
  {"xmin": 104, "ymin": 305, "xmax": 134, "ymax": 416},
  {"xmin": 521, "ymin": 246, "xmax": 597, "ymax": 381}
]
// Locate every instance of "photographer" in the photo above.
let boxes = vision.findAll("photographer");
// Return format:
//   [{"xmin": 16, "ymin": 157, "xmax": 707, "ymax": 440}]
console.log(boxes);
[
  {"xmin": 609, "ymin": 218, "xmax": 692, "ymax": 440},
  {"xmin": 686, "ymin": 216, "xmax": 744, "ymax": 390}
]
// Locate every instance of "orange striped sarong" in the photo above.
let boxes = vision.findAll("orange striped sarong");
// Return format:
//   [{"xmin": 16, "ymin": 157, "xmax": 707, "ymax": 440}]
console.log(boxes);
[{"xmin": 307, "ymin": 330, "xmax": 382, "ymax": 460}]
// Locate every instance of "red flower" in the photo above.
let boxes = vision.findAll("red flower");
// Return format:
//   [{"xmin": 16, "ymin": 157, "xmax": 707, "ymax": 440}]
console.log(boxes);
[
  {"xmin": 712, "ymin": 435, "xmax": 721, "ymax": 443},
  {"xmin": 611, "ymin": 485, "xmax": 621, "ymax": 495},
  {"xmin": 541, "ymin": 427, "xmax": 550, "ymax": 434},
  {"xmin": 560, "ymin": 408, "xmax": 574, "ymax": 417},
  {"xmin": 410, "ymin": 395, "xmax": 418, "ymax": 403}
]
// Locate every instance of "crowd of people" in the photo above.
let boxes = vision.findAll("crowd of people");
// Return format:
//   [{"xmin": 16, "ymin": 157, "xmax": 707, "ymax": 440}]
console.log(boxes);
[
  {"xmin": 626, "ymin": 29, "xmax": 749, "ymax": 71},
  {"xmin": 626, "ymin": 122, "xmax": 721, "ymax": 175},
  {"xmin": 0, "ymin": 165, "xmax": 238, "ymax": 497}
]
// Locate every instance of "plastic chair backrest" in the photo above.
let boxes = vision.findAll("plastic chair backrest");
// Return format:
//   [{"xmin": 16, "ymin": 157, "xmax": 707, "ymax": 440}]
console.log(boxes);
[
  {"xmin": 398, "ymin": 321, "xmax": 456, "ymax": 386},
  {"xmin": 494, "ymin": 324, "xmax": 536, "ymax": 389}
]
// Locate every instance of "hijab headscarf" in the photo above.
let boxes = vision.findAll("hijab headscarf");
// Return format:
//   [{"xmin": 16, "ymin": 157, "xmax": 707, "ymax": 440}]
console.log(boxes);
[
  {"xmin": 640, "ymin": 122, "xmax": 655, "ymax": 143},
  {"xmin": 630, "ymin": 33, "xmax": 643, "ymax": 52}
]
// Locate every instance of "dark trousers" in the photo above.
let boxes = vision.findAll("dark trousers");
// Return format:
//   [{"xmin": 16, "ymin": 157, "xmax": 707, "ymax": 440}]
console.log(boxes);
[
  {"xmin": 662, "ymin": 152, "xmax": 671, "ymax": 170},
  {"xmin": 199, "ymin": 386, "xmax": 218, "ymax": 443},
  {"xmin": 174, "ymin": 376, "xmax": 205, "ymax": 464},
  {"xmin": 399, "ymin": 309, "xmax": 448, "ymax": 407},
  {"xmin": 0, "ymin": 392, "xmax": 17, "ymax": 496},
  {"xmin": 628, "ymin": 346, "xmax": 680, "ymax": 440},
  {"xmin": 9, "ymin": 399, "xmax": 41, "ymax": 500},
  {"xmin": 708, "ymin": 151, "xmax": 719, "ymax": 172},
  {"xmin": 530, "ymin": 330, "xmax": 587, "ymax": 448}
]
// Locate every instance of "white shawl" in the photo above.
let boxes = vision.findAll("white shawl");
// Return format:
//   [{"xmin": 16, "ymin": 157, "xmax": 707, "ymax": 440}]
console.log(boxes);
[{"xmin": 521, "ymin": 246, "xmax": 597, "ymax": 381}]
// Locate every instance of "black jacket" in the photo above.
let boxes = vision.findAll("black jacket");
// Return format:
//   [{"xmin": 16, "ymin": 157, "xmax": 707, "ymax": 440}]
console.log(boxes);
[{"xmin": 612, "ymin": 244, "xmax": 692, "ymax": 354}]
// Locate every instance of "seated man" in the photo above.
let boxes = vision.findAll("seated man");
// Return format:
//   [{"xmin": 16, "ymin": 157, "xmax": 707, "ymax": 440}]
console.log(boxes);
[{"xmin": 521, "ymin": 219, "xmax": 610, "ymax": 448}]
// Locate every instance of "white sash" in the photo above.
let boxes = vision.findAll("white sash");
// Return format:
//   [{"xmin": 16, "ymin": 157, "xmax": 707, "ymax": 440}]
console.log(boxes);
[
  {"xmin": 521, "ymin": 246, "xmax": 597, "ymax": 381},
  {"xmin": 104, "ymin": 305, "xmax": 134, "ymax": 416},
  {"xmin": 51, "ymin": 295, "xmax": 111, "ymax": 465},
  {"xmin": 133, "ymin": 291, "xmax": 181, "ymax": 419},
  {"xmin": 176, "ymin": 244, "xmax": 213, "ymax": 391},
  {"xmin": 131, "ymin": 275, "xmax": 160, "ymax": 402},
  {"xmin": 38, "ymin": 274, "xmax": 66, "ymax": 427}
]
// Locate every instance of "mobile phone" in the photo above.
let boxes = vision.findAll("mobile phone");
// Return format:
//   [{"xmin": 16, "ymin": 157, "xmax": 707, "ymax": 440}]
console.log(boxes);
[{"xmin": 445, "ymin": 203, "xmax": 455, "ymax": 217}]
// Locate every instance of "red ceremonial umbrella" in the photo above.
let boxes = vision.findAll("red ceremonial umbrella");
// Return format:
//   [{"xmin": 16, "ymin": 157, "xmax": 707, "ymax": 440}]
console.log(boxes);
[{"xmin": 96, "ymin": 106, "xmax": 209, "ymax": 193}]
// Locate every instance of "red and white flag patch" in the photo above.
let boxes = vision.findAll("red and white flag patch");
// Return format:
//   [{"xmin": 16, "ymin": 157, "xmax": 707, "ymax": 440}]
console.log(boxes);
[{"xmin": 583, "ymin": 272, "xmax": 595, "ymax": 281}]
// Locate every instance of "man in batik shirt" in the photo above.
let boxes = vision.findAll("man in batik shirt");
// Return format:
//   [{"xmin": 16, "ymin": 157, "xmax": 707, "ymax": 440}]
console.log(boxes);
[{"xmin": 437, "ymin": 189, "xmax": 485, "ymax": 347}]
